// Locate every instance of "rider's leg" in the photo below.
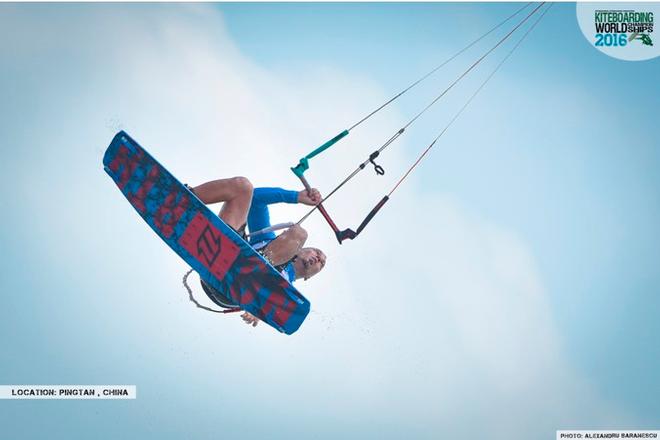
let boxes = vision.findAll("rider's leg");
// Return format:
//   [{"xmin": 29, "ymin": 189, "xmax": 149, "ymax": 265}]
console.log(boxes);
[{"xmin": 192, "ymin": 177, "xmax": 253, "ymax": 230}]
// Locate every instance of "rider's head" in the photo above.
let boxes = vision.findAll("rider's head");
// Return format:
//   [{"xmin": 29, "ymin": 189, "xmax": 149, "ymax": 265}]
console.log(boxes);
[{"xmin": 294, "ymin": 247, "xmax": 326, "ymax": 280}]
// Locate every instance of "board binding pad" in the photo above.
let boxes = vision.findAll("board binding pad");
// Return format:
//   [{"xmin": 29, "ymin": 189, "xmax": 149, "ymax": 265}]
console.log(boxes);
[{"xmin": 103, "ymin": 131, "xmax": 310, "ymax": 334}]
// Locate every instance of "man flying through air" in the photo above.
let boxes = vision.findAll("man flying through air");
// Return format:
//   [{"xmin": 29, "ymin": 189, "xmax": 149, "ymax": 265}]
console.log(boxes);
[{"xmin": 188, "ymin": 177, "xmax": 327, "ymax": 327}]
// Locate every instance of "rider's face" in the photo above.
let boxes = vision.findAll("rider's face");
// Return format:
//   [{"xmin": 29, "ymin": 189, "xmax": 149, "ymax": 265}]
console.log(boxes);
[{"xmin": 297, "ymin": 247, "xmax": 326, "ymax": 280}]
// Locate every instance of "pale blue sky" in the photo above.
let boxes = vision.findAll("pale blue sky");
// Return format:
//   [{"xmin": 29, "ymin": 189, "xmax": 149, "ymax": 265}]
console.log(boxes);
[{"xmin": 0, "ymin": 2, "xmax": 658, "ymax": 439}]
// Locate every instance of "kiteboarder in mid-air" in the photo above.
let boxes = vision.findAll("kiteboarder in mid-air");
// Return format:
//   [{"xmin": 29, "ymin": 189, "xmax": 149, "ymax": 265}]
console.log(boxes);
[
  {"xmin": 106, "ymin": 4, "xmax": 552, "ymax": 334},
  {"xmin": 189, "ymin": 177, "xmax": 327, "ymax": 327}
]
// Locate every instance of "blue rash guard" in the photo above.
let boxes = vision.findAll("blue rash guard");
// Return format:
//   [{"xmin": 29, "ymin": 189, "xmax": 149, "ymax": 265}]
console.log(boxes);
[{"xmin": 247, "ymin": 187, "xmax": 299, "ymax": 282}]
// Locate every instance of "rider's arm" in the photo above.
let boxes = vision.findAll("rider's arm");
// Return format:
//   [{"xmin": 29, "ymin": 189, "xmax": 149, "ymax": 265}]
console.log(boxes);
[
  {"xmin": 247, "ymin": 187, "xmax": 300, "ymax": 243},
  {"xmin": 252, "ymin": 187, "xmax": 300, "ymax": 205}
]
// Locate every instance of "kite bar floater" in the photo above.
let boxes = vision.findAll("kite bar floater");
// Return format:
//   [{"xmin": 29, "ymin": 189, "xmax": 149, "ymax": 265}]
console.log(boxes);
[
  {"xmin": 291, "ymin": 130, "xmax": 349, "ymax": 178},
  {"xmin": 336, "ymin": 196, "xmax": 389, "ymax": 243}
]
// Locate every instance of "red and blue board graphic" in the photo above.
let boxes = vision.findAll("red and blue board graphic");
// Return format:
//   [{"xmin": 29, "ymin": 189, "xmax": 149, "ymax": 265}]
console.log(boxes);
[{"xmin": 103, "ymin": 131, "xmax": 310, "ymax": 334}]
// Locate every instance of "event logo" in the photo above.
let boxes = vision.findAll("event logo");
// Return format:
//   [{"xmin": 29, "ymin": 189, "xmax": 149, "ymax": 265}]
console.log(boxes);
[
  {"xmin": 577, "ymin": 2, "xmax": 660, "ymax": 61},
  {"xmin": 594, "ymin": 10, "xmax": 653, "ymax": 47}
]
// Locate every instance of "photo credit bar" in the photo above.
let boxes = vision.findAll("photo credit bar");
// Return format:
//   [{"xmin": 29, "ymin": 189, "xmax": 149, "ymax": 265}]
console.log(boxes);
[{"xmin": 558, "ymin": 431, "xmax": 660, "ymax": 439}]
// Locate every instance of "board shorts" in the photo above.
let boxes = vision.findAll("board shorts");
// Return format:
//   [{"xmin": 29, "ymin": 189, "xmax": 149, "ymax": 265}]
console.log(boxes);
[{"xmin": 199, "ymin": 279, "xmax": 239, "ymax": 308}]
